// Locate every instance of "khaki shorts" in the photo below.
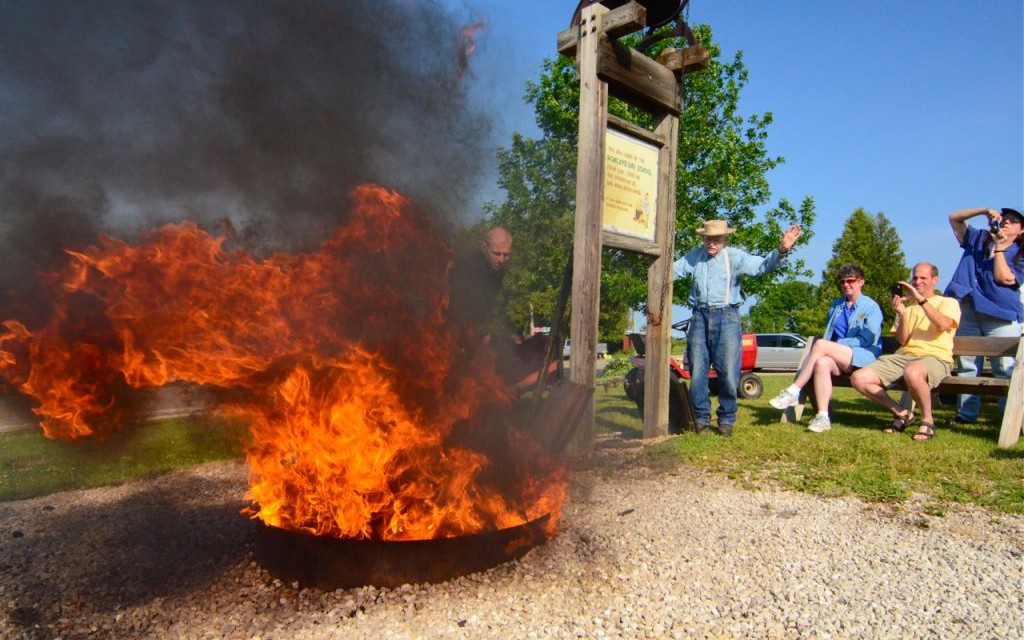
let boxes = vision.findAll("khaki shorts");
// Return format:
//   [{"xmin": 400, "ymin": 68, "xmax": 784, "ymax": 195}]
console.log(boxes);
[{"xmin": 863, "ymin": 353, "xmax": 952, "ymax": 388}]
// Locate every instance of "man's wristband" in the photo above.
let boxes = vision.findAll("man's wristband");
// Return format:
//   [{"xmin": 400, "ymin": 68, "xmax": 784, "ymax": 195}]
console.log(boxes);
[
  {"xmin": 995, "ymin": 249, "xmax": 1006, "ymax": 253},
  {"xmin": 919, "ymin": 298, "xmax": 929, "ymax": 305}
]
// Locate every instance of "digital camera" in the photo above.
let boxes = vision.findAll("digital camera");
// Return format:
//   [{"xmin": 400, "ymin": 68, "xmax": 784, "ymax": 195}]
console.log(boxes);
[
  {"xmin": 990, "ymin": 219, "xmax": 1002, "ymax": 234},
  {"xmin": 890, "ymin": 283, "xmax": 904, "ymax": 297}
]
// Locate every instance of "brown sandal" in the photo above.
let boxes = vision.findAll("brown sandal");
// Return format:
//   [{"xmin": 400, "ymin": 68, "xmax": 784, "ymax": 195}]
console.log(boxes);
[
  {"xmin": 884, "ymin": 410, "xmax": 916, "ymax": 434},
  {"xmin": 912, "ymin": 422, "xmax": 936, "ymax": 441}
]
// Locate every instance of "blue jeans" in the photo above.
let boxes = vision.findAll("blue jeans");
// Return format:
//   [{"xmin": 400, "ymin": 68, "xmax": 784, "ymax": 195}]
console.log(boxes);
[
  {"xmin": 686, "ymin": 306, "xmax": 742, "ymax": 426},
  {"xmin": 954, "ymin": 303, "xmax": 1020, "ymax": 421}
]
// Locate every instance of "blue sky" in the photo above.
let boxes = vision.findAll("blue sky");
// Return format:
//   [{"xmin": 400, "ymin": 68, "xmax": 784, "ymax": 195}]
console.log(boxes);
[{"xmin": 447, "ymin": 0, "xmax": 1023, "ymax": 306}]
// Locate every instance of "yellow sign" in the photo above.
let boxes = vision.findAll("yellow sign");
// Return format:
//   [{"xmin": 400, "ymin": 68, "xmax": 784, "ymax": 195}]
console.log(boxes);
[{"xmin": 602, "ymin": 128, "xmax": 659, "ymax": 242}]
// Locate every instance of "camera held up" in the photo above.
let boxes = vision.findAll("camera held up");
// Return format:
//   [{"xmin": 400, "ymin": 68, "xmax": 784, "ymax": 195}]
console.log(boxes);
[
  {"xmin": 890, "ymin": 283, "xmax": 904, "ymax": 297},
  {"xmin": 989, "ymin": 218, "xmax": 1002, "ymax": 235}
]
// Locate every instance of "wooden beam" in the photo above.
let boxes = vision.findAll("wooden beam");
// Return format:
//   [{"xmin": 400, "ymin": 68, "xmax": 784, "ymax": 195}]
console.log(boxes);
[
  {"xmin": 642, "ymin": 109, "xmax": 679, "ymax": 438},
  {"xmin": 565, "ymin": 2, "xmax": 609, "ymax": 457},
  {"xmin": 602, "ymin": 231, "xmax": 662, "ymax": 256},
  {"xmin": 657, "ymin": 46, "xmax": 711, "ymax": 75},
  {"xmin": 997, "ymin": 336, "xmax": 1024, "ymax": 449},
  {"xmin": 597, "ymin": 36, "xmax": 682, "ymax": 115},
  {"xmin": 557, "ymin": 2, "xmax": 647, "ymax": 58},
  {"xmin": 607, "ymin": 114, "xmax": 667, "ymax": 147}
]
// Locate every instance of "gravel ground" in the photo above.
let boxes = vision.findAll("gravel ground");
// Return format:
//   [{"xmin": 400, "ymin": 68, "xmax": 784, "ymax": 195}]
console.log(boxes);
[{"xmin": 1, "ymin": 435, "xmax": 1022, "ymax": 640}]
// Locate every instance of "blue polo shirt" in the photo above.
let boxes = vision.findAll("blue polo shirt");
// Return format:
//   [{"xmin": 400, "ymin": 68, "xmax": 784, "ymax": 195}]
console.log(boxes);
[{"xmin": 831, "ymin": 303, "xmax": 852, "ymax": 339}]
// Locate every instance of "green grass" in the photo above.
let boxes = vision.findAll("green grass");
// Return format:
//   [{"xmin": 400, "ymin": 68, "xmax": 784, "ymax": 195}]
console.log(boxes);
[
  {"xmin": 597, "ymin": 373, "xmax": 1024, "ymax": 514},
  {"xmin": 0, "ymin": 418, "xmax": 246, "ymax": 502}
]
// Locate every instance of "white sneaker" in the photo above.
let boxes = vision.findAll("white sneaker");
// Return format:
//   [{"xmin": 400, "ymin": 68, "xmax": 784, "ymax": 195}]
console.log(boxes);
[
  {"xmin": 769, "ymin": 389, "xmax": 800, "ymax": 410},
  {"xmin": 807, "ymin": 414, "xmax": 832, "ymax": 433}
]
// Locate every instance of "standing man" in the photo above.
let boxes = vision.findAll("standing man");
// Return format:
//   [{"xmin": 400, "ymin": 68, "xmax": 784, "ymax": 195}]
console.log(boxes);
[
  {"xmin": 944, "ymin": 207, "xmax": 1023, "ymax": 425},
  {"xmin": 674, "ymin": 220, "xmax": 802, "ymax": 436},
  {"xmin": 850, "ymin": 263, "xmax": 961, "ymax": 441}
]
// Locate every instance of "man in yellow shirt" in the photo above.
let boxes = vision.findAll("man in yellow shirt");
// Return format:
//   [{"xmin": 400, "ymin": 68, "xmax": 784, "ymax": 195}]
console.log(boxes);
[{"xmin": 850, "ymin": 263, "xmax": 961, "ymax": 441}]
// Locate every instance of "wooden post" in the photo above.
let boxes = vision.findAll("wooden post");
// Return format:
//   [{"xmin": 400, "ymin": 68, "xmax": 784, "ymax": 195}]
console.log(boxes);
[
  {"xmin": 642, "ymin": 110, "xmax": 679, "ymax": 437},
  {"xmin": 565, "ymin": 3, "xmax": 609, "ymax": 457},
  {"xmin": 997, "ymin": 335, "xmax": 1024, "ymax": 448}
]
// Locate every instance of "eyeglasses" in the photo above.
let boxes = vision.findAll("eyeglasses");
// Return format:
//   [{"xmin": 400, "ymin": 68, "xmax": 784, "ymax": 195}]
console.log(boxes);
[{"xmin": 838, "ymin": 278, "xmax": 861, "ymax": 285}]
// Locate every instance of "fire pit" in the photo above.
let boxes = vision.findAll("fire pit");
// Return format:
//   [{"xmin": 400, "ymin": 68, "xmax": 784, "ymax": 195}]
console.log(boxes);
[
  {"xmin": 254, "ymin": 515, "xmax": 551, "ymax": 589},
  {"xmin": 0, "ymin": 185, "xmax": 569, "ymax": 593}
]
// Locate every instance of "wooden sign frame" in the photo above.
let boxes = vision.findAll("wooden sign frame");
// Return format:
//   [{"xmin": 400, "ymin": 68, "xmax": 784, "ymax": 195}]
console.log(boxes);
[{"xmin": 560, "ymin": 1, "xmax": 708, "ymax": 454}]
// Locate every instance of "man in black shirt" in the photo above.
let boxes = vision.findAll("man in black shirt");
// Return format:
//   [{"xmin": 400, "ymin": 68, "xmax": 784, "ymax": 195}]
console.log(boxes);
[{"xmin": 448, "ymin": 226, "xmax": 512, "ymax": 337}]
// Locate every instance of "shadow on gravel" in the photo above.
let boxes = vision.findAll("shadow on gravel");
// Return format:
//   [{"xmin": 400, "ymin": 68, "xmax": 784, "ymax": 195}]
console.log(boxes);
[{"xmin": 1, "ymin": 470, "xmax": 256, "ymax": 626}]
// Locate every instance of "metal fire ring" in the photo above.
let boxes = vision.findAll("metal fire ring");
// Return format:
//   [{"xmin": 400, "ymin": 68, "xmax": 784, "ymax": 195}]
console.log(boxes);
[{"xmin": 254, "ymin": 514, "xmax": 552, "ymax": 590}]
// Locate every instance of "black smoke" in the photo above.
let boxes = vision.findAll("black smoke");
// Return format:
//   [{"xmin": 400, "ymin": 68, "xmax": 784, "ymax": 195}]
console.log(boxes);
[{"xmin": 0, "ymin": 0, "xmax": 492, "ymax": 315}]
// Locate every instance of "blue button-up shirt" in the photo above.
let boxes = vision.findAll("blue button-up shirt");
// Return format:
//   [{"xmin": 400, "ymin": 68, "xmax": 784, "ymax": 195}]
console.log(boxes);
[
  {"xmin": 673, "ymin": 246, "xmax": 786, "ymax": 308},
  {"xmin": 944, "ymin": 226, "xmax": 1024, "ymax": 322}
]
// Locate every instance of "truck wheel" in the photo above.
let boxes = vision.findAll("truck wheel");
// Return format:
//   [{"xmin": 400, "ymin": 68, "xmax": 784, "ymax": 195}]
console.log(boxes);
[{"xmin": 739, "ymin": 373, "xmax": 763, "ymax": 399}]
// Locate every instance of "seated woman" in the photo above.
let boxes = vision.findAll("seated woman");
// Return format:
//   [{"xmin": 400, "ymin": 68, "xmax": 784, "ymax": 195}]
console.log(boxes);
[{"xmin": 768, "ymin": 264, "xmax": 883, "ymax": 432}]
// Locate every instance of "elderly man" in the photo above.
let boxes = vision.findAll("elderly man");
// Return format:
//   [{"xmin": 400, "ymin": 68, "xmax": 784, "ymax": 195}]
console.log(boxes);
[
  {"xmin": 850, "ymin": 263, "xmax": 961, "ymax": 441},
  {"xmin": 769, "ymin": 263, "xmax": 883, "ymax": 433},
  {"xmin": 674, "ymin": 219, "xmax": 802, "ymax": 436}
]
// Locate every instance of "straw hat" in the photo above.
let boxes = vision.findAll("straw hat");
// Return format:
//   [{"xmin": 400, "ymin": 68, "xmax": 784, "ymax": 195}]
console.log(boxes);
[{"xmin": 696, "ymin": 219, "xmax": 736, "ymax": 236}]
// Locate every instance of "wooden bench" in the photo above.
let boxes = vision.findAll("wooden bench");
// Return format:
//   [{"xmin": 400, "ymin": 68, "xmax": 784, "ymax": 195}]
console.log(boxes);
[{"xmin": 779, "ymin": 335, "xmax": 1024, "ymax": 448}]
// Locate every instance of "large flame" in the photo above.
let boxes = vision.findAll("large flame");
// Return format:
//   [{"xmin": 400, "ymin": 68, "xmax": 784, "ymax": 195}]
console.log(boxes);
[{"xmin": 0, "ymin": 185, "xmax": 565, "ymax": 541}]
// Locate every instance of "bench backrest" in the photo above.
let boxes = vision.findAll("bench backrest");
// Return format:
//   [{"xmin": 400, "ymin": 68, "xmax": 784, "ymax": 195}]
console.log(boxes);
[
  {"xmin": 950, "ymin": 336, "xmax": 1021, "ymax": 358},
  {"xmin": 868, "ymin": 335, "xmax": 1018, "ymax": 359}
]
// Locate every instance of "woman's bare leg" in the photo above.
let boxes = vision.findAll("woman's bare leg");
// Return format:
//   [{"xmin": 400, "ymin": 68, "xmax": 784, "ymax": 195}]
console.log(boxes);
[{"xmin": 792, "ymin": 340, "xmax": 854, "ymax": 391}]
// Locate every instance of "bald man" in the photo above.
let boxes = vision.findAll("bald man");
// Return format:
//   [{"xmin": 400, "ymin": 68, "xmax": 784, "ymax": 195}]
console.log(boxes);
[
  {"xmin": 481, "ymin": 226, "xmax": 512, "ymax": 274},
  {"xmin": 448, "ymin": 226, "xmax": 513, "ymax": 335}
]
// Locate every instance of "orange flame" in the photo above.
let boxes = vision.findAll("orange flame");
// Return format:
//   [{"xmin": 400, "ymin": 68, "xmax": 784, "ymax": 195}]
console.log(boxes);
[{"xmin": 0, "ymin": 184, "xmax": 565, "ymax": 540}]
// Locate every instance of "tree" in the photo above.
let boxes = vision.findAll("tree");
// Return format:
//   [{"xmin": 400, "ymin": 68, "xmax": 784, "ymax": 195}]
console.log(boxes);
[
  {"xmin": 746, "ymin": 279, "xmax": 820, "ymax": 335},
  {"xmin": 485, "ymin": 24, "xmax": 816, "ymax": 341},
  {"xmin": 818, "ymin": 208, "xmax": 908, "ymax": 327}
]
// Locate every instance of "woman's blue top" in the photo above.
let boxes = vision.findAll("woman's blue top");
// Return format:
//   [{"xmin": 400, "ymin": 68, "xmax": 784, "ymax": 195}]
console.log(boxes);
[{"xmin": 822, "ymin": 294, "xmax": 883, "ymax": 367}]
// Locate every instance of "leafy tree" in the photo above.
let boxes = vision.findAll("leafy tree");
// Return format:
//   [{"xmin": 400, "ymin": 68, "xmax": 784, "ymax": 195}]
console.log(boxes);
[
  {"xmin": 485, "ymin": 24, "xmax": 816, "ymax": 341},
  {"xmin": 484, "ymin": 135, "xmax": 578, "ymax": 335},
  {"xmin": 746, "ymin": 279, "xmax": 820, "ymax": 336},
  {"xmin": 818, "ymin": 208, "xmax": 908, "ymax": 327}
]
